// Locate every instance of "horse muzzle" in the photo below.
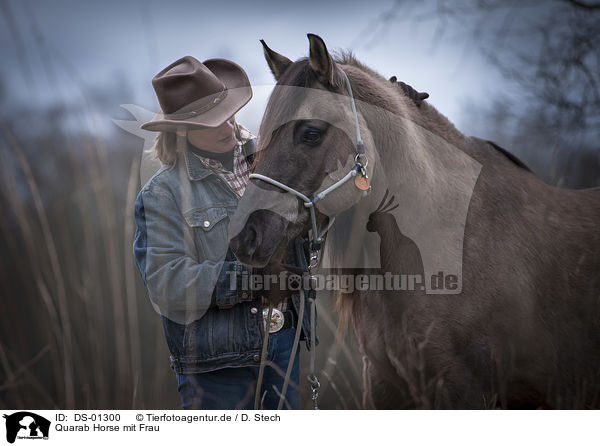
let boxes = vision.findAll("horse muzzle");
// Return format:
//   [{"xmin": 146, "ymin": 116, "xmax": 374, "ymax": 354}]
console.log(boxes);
[{"xmin": 229, "ymin": 209, "xmax": 290, "ymax": 267}]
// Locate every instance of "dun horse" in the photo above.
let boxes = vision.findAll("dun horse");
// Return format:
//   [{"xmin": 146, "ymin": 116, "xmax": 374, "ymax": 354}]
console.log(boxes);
[{"xmin": 229, "ymin": 34, "xmax": 600, "ymax": 408}]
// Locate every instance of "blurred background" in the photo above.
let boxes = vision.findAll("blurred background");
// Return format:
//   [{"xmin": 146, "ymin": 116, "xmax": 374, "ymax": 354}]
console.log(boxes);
[{"xmin": 1, "ymin": 0, "xmax": 598, "ymax": 409}]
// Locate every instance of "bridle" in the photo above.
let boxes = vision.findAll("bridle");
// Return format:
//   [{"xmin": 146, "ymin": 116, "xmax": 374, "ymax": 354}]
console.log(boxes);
[
  {"xmin": 249, "ymin": 69, "xmax": 371, "ymax": 410},
  {"xmin": 249, "ymin": 68, "xmax": 370, "ymax": 254}
]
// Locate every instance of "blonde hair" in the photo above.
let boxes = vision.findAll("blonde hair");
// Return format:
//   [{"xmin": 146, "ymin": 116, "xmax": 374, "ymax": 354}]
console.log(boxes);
[
  {"xmin": 153, "ymin": 118, "xmax": 239, "ymax": 166},
  {"xmin": 153, "ymin": 131, "xmax": 180, "ymax": 166}
]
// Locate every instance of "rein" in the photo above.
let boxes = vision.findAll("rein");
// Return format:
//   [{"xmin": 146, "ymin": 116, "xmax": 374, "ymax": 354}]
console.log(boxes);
[{"xmin": 250, "ymin": 69, "xmax": 370, "ymax": 410}]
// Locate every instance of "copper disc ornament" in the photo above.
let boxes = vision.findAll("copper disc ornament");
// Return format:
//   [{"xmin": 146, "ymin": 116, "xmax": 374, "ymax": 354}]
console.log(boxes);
[{"xmin": 354, "ymin": 175, "xmax": 370, "ymax": 191}]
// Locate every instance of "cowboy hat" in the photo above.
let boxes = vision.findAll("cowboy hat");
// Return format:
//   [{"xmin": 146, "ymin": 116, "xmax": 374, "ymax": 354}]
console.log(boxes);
[{"xmin": 141, "ymin": 55, "xmax": 252, "ymax": 131}]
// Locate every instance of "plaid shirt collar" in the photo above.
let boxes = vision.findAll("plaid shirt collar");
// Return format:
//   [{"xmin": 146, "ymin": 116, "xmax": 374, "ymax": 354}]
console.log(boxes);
[{"xmin": 189, "ymin": 123, "xmax": 256, "ymax": 197}]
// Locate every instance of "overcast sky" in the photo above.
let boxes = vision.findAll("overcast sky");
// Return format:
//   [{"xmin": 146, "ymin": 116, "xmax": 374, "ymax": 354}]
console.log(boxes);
[{"xmin": 0, "ymin": 0, "xmax": 510, "ymax": 136}]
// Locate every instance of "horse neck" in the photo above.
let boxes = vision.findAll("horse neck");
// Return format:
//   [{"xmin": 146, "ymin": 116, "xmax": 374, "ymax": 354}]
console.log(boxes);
[
  {"xmin": 362, "ymin": 87, "xmax": 477, "ymax": 211},
  {"xmin": 325, "ymin": 68, "xmax": 483, "ymax": 293},
  {"xmin": 341, "ymin": 62, "xmax": 471, "ymax": 188}
]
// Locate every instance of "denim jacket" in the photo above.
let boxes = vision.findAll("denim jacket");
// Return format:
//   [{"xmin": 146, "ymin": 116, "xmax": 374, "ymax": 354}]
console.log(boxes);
[{"xmin": 133, "ymin": 142, "xmax": 316, "ymax": 374}]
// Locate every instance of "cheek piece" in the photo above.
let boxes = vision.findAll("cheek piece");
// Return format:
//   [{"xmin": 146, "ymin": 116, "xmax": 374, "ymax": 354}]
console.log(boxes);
[{"xmin": 249, "ymin": 69, "xmax": 372, "ymax": 252}]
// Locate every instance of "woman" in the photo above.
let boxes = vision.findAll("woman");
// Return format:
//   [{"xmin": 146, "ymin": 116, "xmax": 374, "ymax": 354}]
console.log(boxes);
[{"xmin": 133, "ymin": 55, "xmax": 313, "ymax": 409}]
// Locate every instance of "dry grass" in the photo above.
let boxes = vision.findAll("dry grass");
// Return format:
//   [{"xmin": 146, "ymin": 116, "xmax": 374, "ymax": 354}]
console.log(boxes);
[
  {"xmin": 0, "ymin": 121, "xmax": 177, "ymax": 409},
  {"xmin": 0, "ymin": 118, "xmax": 368, "ymax": 409}
]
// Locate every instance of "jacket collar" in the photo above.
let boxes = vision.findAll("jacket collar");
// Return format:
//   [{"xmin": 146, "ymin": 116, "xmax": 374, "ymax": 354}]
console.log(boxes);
[
  {"xmin": 183, "ymin": 142, "xmax": 254, "ymax": 181},
  {"xmin": 183, "ymin": 147, "xmax": 213, "ymax": 181}
]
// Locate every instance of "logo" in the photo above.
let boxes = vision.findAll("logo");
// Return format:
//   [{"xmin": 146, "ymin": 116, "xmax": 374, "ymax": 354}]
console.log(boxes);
[{"xmin": 3, "ymin": 412, "xmax": 50, "ymax": 443}]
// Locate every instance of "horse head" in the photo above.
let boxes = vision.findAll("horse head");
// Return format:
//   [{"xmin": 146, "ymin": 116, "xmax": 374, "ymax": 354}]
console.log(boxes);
[{"xmin": 229, "ymin": 34, "xmax": 377, "ymax": 267}]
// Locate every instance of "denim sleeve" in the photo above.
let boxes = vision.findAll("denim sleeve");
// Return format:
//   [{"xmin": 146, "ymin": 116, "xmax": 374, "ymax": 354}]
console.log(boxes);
[{"xmin": 133, "ymin": 186, "xmax": 251, "ymax": 323}]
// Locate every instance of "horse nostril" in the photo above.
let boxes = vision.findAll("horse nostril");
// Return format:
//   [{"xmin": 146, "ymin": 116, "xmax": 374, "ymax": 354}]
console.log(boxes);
[
  {"xmin": 245, "ymin": 224, "xmax": 261, "ymax": 257},
  {"xmin": 247, "ymin": 226, "xmax": 256, "ymax": 243}
]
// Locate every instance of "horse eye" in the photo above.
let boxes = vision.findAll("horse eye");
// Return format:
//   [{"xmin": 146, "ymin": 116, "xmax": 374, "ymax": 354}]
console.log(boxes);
[{"xmin": 302, "ymin": 129, "xmax": 322, "ymax": 145}]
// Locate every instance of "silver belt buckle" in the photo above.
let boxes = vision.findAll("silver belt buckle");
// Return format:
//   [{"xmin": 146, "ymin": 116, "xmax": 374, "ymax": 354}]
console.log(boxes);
[{"xmin": 263, "ymin": 308, "xmax": 284, "ymax": 333}]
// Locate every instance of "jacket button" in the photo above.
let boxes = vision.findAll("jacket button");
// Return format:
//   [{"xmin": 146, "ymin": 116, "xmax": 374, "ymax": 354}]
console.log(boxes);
[
  {"xmin": 253, "ymin": 354, "xmax": 260, "ymax": 362},
  {"xmin": 242, "ymin": 291, "xmax": 249, "ymax": 300},
  {"xmin": 203, "ymin": 220, "xmax": 210, "ymax": 228},
  {"xmin": 250, "ymin": 306, "xmax": 258, "ymax": 314}
]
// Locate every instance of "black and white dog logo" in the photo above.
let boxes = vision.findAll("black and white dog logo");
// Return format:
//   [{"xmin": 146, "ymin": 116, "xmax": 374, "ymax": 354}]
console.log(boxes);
[{"xmin": 3, "ymin": 412, "xmax": 50, "ymax": 443}]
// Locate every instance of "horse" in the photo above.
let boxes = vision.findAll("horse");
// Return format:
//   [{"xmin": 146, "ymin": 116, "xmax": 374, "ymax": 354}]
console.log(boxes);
[{"xmin": 229, "ymin": 33, "xmax": 600, "ymax": 408}]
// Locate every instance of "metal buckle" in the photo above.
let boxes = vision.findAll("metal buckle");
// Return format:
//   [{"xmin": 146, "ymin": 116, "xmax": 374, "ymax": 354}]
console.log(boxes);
[
  {"xmin": 263, "ymin": 308, "xmax": 285, "ymax": 333},
  {"xmin": 354, "ymin": 153, "xmax": 368, "ymax": 168}
]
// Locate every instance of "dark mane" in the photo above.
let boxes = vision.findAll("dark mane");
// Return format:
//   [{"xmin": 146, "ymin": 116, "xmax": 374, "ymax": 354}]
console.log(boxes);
[
  {"xmin": 485, "ymin": 140, "xmax": 533, "ymax": 172},
  {"xmin": 334, "ymin": 50, "xmax": 381, "ymax": 79},
  {"xmin": 336, "ymin": 54, "xmax": 536, "ymax": 175}
]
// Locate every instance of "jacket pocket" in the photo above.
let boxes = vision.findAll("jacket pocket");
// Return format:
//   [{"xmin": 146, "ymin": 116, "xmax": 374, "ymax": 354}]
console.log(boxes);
[
  {"xmin": 182, "ymin": 310, "xmax": 215, "ymax": 358},
  {"xmin": 183, "ymin": 206, "xmax": 229, "ymax": 261},
  {"xmin": 182, "ymin": 306, "xmax": 241, "ymax": 358}
]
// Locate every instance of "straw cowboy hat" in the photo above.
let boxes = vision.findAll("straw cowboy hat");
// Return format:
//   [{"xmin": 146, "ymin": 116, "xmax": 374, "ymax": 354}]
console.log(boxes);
[{"xmin": 141, "ymin": 55, "xmax": 252, "ymax": 132}]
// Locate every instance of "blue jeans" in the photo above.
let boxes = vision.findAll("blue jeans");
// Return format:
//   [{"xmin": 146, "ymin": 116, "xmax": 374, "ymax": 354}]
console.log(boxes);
[{"xmin": 176, "ymin": 328, "xmax": 301, "ymax": 409}]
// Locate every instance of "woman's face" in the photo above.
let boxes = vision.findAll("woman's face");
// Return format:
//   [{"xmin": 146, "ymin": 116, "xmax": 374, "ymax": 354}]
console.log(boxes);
[{"xmin": 186, "ymin": 117, "xmax": 237, "ymax": 153}]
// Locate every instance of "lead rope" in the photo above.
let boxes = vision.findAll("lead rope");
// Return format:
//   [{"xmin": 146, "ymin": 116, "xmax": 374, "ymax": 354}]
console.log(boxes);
[
  {"xmin": 254, "ymin": 304, "xmax": 273, "ymax": 410},
  {"xmin": 307, "ymin": 295, "xmax": 319, "ymax": 409},
  {"xmin": 306, "ymin": 245, "xmax": 321, "ymax": 409},
  {"xmin": 255, "ymin": 243, "xmax": 322, "ymax": 410},
  {"xmin": 276, "ymin": 287, "xmax": 305, "ymax": 410},
  {"xmin": 276, "ymin": 235, "xmax": 322, "ymax": 409}
]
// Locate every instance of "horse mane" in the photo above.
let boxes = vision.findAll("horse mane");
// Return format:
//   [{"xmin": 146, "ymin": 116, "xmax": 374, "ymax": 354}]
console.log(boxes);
[{"xmin": 333, "ymin": 50, "xmax": 469, "ymax": 148}]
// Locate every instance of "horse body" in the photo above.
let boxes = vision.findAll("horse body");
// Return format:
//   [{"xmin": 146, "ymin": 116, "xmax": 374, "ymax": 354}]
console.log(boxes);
[
  {"xmin": 359, "ymin": 134, "xmax": 600, "ymax": 408},
  {"xmin": 229, "ymin": 34, "xmax": 600, "ymax": 408},
  {"xmin": 458, "ymin": 142, "xmax": 600, "ymax": 407}
]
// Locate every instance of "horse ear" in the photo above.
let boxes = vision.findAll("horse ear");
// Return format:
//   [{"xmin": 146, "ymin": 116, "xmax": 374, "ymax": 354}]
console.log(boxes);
[
  {"xmin": 307, "ymin": 33, "xmax": 335, "ymax": 85},
  {"xmin": 260, "ymin": 40, "xmax": 293, "ymax": 81}
]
